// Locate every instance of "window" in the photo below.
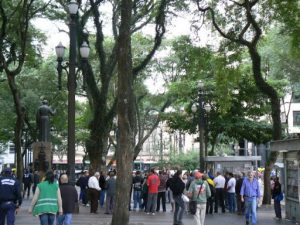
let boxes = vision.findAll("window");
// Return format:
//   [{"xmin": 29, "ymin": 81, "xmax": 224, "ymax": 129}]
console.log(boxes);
[
  {"xmin": 293, "ymin": 111, "xmax": 300, "ymax": 127},
  {"xmin": 9, "ymin": 143, "xmax": 15, "ymax": 154},
  {"xmin": 292, "ymin": 94, "xmax": 300, "ymax": 103}
]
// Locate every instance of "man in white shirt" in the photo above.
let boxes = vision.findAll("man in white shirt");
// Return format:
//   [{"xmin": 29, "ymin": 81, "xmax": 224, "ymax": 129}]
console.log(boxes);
[
  {"xmin": 213, "ymin": 171, "xmax": 226, "ymax": 213},
  {"xmin": 88, "ymin": 172, "xmax": 101, "ymax": 213},
  {"xmin": 226, "ymin": 172, "xmax": 236, "ymax": 213}
]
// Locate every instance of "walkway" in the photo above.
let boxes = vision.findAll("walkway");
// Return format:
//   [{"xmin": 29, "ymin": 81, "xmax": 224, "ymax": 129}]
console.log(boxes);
[{"xmin": 14, "ymin": 198, "xmax": 298, "ymax": 225}]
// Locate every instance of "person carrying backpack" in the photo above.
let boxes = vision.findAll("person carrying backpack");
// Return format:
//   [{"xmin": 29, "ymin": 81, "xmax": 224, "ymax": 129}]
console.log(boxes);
[
  {"xmin": 169, "ymin": 170, "xmax": 185, "ymax": 225},
  {"xmin": 203, "ymin": 174, "xmax": 215, "ymax": 214}
]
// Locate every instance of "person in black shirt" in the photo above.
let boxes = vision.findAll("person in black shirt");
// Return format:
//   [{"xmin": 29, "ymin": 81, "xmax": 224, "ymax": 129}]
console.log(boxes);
[
  {"xmin": 75, "ymin": 171, "xmax": 89, "ymax": 206},
  {"xmin": 57, "ymin": 174, "xmax": 78, "ymax": 225},
  {"xmin": 22, "ymin": 169, "xmax": 33, "ymax": 199},
  {"xmin": 272, "ymin": 177, "xmax": 282, "ymax": 220},
  {"xmin": 32, "ymin": 171, "xmax": 40, "ymax": 195},
  {"xmin": 0, "ymin": 168, "xmax": 22, "ymax": 225},
  {"xmin": 132, "ymin": 171, "xmax": 143, "ymax": 210},
  {"xmin": 168, "ymin": 170, "xmax": 185, "ymax": 225},
  {"xmin": 99, "ymin": 171, "xmax": 107, "ymax": 208},
  {"xmin": 235, "ymin": 172, "xmax": 245, "ymax": 215}
]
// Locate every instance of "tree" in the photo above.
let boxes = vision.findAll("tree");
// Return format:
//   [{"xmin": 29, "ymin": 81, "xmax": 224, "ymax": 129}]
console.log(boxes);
[
  {"xmin": 195, "ymin": 0, "xmax": 281, "ymax": 204},
  {"xmin": 0, "ymin": 0, "xmax": 50, "ymax": 180}
]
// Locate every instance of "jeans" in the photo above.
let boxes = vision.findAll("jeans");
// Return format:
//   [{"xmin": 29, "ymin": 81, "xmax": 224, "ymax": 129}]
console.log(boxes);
[
  {"xmin": 156, "ymin": 191, "xmax": 166, "ymax": 212},
  {"xmin": 81, "ymin": 188, "xmax": 88, "ymax": 205},
  {"xmin": 146, "ymin": 193, "xmax": 158, "ymax": 213},
  {"xmin": 194, "ymin": 204, "xmax": 206, "ymax": 225},
  {"xmin": 99, "ymin": 190, "xmax": 106, "ymax": 207},
  {"xmin": 245, "ymin": 197, "xmax": 257, "ymax": 225},
  {"xmin": 0, "ymin": 202, "xmax": 16, "ymax": 225},
  {"xmin": 133, "ymin": 190, "xmax": 142, "ymax": 209},
  {"xmin": 105, "ymin": 195, "xmax": 114, "ymax": 214},
  {"xmin": 228, "ymin": 193, "xmax": 236, "ymax": 213},
  {"xmin": 274, "ymin": 201, "xmax": 282, "ymax": 218},
  {"xmin": 57, "ymin": 214, "xmax": 72, "ymax": 225},
  {"xmin": 236, "ymin": 194, "xmax": 245, "ymax": 215},
  {"xmin": 39, "ymin": 213, "xmax": 55, "ymax": 225},
  {"xmin": 173, "ymin": 195, "xmax": 185, "ymax": 224}
]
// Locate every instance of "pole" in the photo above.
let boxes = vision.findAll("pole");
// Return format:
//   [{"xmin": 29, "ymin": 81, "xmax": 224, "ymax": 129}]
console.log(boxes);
[
  {"xmin": 67, "ymin": 14, "xmax": 77, "ymax": 185},
  {"xmin": 199, "ymin": 90, "xmax": 205, "ymax": 172},
  {"xmin": 160, "ymin": 128, "xmax": 163, "ymax": 162}
]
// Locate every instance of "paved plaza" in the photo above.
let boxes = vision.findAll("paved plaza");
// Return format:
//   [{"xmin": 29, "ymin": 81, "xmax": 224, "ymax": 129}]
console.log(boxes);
[{"xmin": 14, "ymin": 198, "xmax": 298, "ymax": 225}]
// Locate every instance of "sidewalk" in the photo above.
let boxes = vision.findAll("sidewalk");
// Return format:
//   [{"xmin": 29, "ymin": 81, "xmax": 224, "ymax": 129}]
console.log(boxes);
[{"xmin": 14, "ymin": 198, "xmax": 297, "ymax": 225}]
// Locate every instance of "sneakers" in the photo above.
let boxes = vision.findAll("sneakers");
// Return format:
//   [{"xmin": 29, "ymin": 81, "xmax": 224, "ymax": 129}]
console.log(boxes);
[
  {"xmin": 152, "ymin": 213, "xmax": 155, "ymax": 215},
  {"xmin": 246, "ymin": 221, "xmax": 249, "ymax": 225},
  {"xmin": 146, "ymin": 212, "xmax": 150, "ymax": 215}
]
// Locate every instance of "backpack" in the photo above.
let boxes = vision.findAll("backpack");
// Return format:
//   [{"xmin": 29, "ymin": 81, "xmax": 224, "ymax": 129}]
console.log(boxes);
[{"xmin": 208, "ymin": 183, "xmax": 216, "ymax": 197}]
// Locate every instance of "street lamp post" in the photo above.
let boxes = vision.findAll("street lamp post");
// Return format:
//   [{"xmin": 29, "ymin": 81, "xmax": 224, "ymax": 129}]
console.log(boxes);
[
  {"xmin": 55, "ymin": 0, "xmax": 90, "ymax": 185},
  {"xmin": 192, "ymin": 80, "xmax": 210, "ymax": 172}
]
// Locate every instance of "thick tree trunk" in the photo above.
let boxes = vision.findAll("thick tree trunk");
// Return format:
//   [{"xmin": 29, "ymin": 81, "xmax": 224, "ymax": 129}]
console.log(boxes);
[
  {"xmin": 248, "ymin": 46, "xmax": 282, "ymax": 204},
  {"xmin": 111, "ymin": 0, "xmax": 133, "ymax": 224},
  {"xmin": 86, "ymin": 112, "xmax": 110, "ymax": 171}
]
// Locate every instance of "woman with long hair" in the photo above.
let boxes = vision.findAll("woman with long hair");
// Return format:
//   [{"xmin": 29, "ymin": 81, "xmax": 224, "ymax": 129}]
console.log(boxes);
[{"xmin": 28, "ymin": 170, "xmax": 63, "ymax": 225}]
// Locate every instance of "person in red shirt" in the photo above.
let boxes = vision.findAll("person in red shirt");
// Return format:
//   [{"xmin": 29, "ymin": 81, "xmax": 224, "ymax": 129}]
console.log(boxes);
[{"xmin": 146, "ymin": 169, "xmax": 160, "ymax": 215}]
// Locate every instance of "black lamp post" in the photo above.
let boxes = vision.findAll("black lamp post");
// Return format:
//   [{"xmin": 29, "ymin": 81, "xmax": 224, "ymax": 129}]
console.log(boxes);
[
  {"xmin": 191, "ymin": 80, "xmax": 210, "ymax": 172},
  {"xmin": 55, "ymin": 0, "xmax": 90, "ymax": 185}
]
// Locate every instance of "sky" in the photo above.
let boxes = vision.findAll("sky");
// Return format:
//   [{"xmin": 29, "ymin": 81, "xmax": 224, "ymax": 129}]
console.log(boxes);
[{"xmin": 33, "ymin": 4, "xmax": 213, "ymax": 94}]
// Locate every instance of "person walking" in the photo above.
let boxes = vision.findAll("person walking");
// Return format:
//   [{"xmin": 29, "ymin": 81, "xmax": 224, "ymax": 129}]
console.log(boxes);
[
  {"xmin": 132, "ymin": 170, "xmax": 143, "ymax": 211},
  {"xmin": 57, "ymin": 174, "xmax": 78, "ymax": 225},
  {"xmin": 146, "ymin": 169, "xmax": 160, "ymax": 215},
  {"xmin": 156, "ymin": 170, "xmax": 168, "ymax": 212},
  {"xmin": 23, "ymin": 169, "xmax": 33, "ymax": 199},
  {"xmin": 240, "ymin": 170, "xmax": 261, "ymax": 225},
  {"xmin": 213, "ymin": 171, "xmax": 226, "ymax": 213},
  {"xmin": 188, "ymin": 172, "xmax": 211, "ymax": 225},
  {"xmin": 0, "ymin": 168, "xmax": 22, "ymax": 225},
  {"xmin": 226, "ymin": 172, "xmax": 236, "ymax": 213},
  {"xmin": 272, "ymin": 177, "xmax": 282, "ymax": 220},
  {"xmin": 88, "ymin": 171, "xmax": 101, "ymax": 214},
  {"xmin": 203, "ymin": 174, "xmax": 215, "ymax": 214},
  {"xmin": 32, "ymin": 171, "xmax": 40, "ymax": 195},
  {"xmin": 169, "ymin": 170, "xmax": 185, "ymax": 225},
  {"xmin": 28, "ymin": 170, "xmax": 63, "ymax": 225},
  {"xmin": 76, "ymin": 171, "xmax": 89, "ymax": 206},
  {"xmin": 105, "ymin": 171, "xmax": 116, "ymax": 214}
]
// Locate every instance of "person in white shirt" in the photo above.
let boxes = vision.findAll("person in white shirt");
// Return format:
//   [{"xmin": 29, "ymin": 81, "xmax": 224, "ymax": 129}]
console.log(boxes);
[
  {"xmin": 226, "ymin": 173, "xmax": 236, "ymax": 213},
  {"xmin": 213, "ymin": 171, "xmax": 226, "ymax": 213},
  {"xmin": 88, "ymin": 171, "xmax": 101, "ymax": 214}
]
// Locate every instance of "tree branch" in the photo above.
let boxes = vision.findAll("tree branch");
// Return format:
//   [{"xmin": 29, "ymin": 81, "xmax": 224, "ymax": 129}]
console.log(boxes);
[{"xmin": 132, "ymin": 0, "xmax": 168, "ymax": 78}]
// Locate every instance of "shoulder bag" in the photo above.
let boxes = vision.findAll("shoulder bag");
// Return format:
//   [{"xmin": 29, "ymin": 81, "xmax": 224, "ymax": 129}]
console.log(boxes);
[{"xmin": 189, "ymin": 183, "xmax": 203, "ymax": 215}]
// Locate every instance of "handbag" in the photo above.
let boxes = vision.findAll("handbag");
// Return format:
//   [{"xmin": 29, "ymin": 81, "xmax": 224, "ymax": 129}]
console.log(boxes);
[
  {"xmin": 274, "ymin": 192, "xmax": 283, "ymax": 202},
  {"xmin": 182, "ymin": 194, "xmax": 190, "ymax": 203},
  {"xmin": 189, "ymin": 183, "xmax": 203, "ymax": 215}
]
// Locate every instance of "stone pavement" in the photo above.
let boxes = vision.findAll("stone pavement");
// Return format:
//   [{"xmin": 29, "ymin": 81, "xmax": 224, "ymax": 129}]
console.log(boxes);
[{"xmin": 14, "ymin": 198, "xmax": 298, "ymax": 225}]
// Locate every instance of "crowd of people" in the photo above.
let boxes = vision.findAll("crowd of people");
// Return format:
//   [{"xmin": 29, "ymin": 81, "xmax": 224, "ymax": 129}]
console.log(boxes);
[{"xmin": 0, "ymin": 167, "xmax": 284, "ymax": 225}]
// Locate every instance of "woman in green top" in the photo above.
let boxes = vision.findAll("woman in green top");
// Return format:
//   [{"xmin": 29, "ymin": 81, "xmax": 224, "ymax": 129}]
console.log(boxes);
[
  {"xmin": 188, "ymin": 172, "xmax": 211, "ymax": 225},
  {"xmin": 28, "ymin": 170, "xmax": 63, "ymax": 225}
]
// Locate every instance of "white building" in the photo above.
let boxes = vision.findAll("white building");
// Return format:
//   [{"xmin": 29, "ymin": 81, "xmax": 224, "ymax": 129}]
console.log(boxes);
[{"xmin": 0, "ymin": 142, "xmax": 19, "ymax": 172}]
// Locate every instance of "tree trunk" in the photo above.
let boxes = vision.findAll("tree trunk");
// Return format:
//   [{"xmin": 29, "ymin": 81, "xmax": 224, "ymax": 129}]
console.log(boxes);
[
  {"xmin": 248, "ymin": 46, "xmax": 282, "ymax": 204},
  {"xmin": 111, "ymin": 0, "xmax": 133, "ymax": 224},
  {"xmin": 7, "ymin": 75, "xmax": 24, "ymax": 181}
]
